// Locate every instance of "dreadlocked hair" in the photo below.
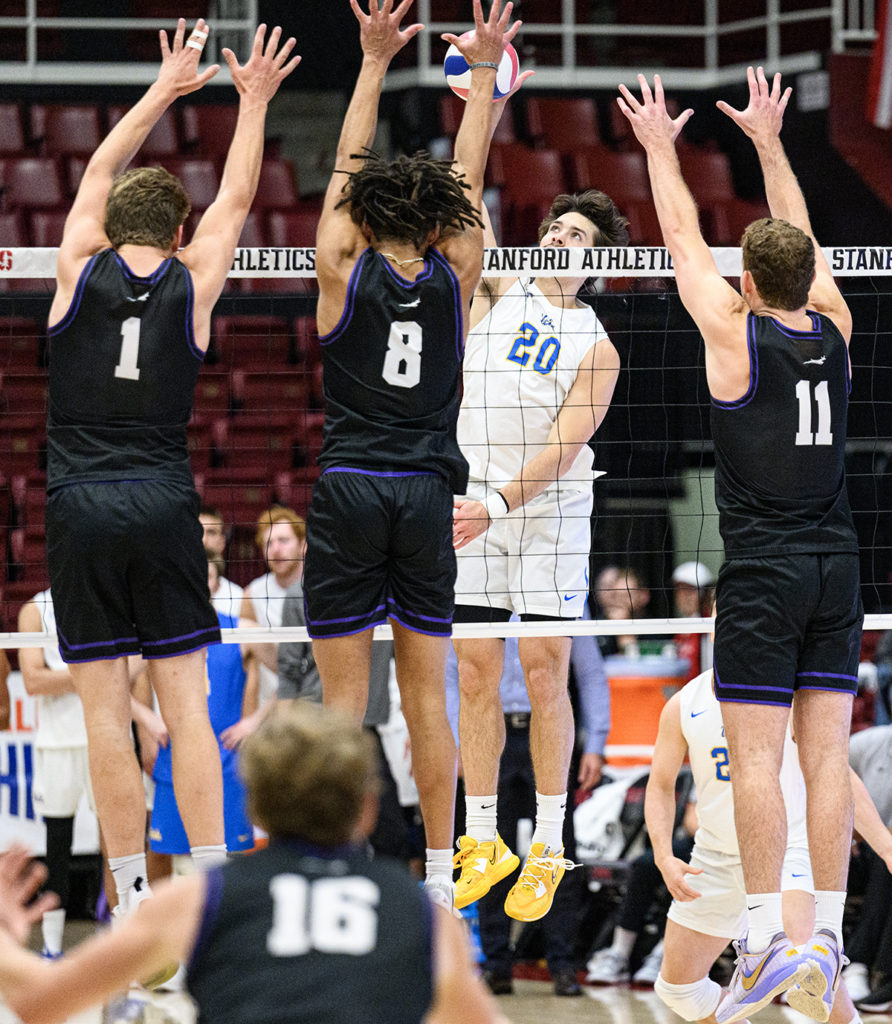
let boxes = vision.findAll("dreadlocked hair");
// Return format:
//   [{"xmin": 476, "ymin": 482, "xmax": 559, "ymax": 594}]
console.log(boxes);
[{"xmin": 336, "ymin": 149, "xmax": 483, "ymax": 249}]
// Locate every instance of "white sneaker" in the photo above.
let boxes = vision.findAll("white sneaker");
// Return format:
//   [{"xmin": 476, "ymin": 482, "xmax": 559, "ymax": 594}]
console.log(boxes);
[
  {"xmin": 842, "ymin": 962, "xmax": 871, "ymax": 1003},
  {"xmin": 424, "ymin": 876, "xmax": 461, "ymax": 918},
  {"xmin": 586, "ymin": 947, "xmax": 631, "ymax": 984},
  {"xmin": 633, "ymin": 939, "xmax": 664, "ymax": 985}
]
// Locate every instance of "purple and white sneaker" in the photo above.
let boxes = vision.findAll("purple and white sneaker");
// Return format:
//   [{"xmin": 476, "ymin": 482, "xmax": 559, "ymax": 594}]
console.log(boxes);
[
  {"xmin": 786, "ymin": 929, "xmax": 847, "ymax": 1023},
  {"xmin": 716, "ymin": 933, "xmax": 812, "ymax": 1024}
]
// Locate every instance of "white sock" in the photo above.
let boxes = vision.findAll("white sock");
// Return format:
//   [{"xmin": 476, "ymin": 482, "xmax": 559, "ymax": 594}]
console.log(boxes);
[
  {"xmin": 108, "ymin": 853, "xmax": 149, "ymax": 906},
  {"xmin": 847, "ymin": 1016, "xmax": 863, "ymax": 1024},
  {"xmin": 464, "ymin": 795, "xmax": 498, "ymax": 842},
  {"xmin": 41, "ymin": 907, "xmax": 66, "ymax": 955},
  {"xmin": 425, "ymin": 849, "xmax": 454, "ymax": 883},
  {"xmin": 746, "ymin": 892, "xmax": 784, "ymax": 952},
  {"xmin": 531, "ymin": 791, "xmax": 567, "ymax": 852},
  {"xmin": 190, "ymin": 844, "xmax": 227, "ymax": 870},
  {"xmin": 612, "ymin": 926, "xmax": 637, "ymax": 960},
  {"xmin": 814, "ymin": 890, "xmax": 846, "ymax": 945}
]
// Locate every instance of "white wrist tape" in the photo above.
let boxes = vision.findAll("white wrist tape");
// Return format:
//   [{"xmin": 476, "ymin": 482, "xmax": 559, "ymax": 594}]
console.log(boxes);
[{"xmin": 482, "ymin": 492, "xmax": 509, "ymax": 521}]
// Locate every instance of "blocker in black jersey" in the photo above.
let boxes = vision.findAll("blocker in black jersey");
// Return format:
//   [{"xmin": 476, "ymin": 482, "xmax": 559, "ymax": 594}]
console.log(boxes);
[
  {"xmin": 304, "ymin": 247, "xmax": 469, "ymax": 639},
  {"xmin": 45, "ymin": 249, "xmax": 219, "ymax": 663},
  {"xmin": 187, "ymin": 843, "xmax": 434, "ymax": 1024}
]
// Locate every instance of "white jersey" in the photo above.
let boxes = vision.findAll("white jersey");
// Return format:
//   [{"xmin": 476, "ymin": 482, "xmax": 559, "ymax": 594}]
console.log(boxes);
[
  {"xmin": 457, "ymin": 278, "xmax": 610, "ymax": 494},
  {"xmin": 245, "ymin": 573, "xmax": 288, "ymax": 704},
  {"xmin": 212, "ymin": 576, "xmax": 244, "ymax": 620},
  {"xmin": 31, "ymin": 589, "xmax": 87, "ymax": 750},
  {"xmin": 679, "ymin": 669, "xmax": 807, "ymax": 856}
]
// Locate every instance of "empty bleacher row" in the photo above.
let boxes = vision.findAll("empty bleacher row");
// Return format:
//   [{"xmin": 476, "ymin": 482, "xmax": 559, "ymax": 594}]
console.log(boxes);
[{"xmin": 0, "ymin": 313, "xmax": 325, "ymax": 629}]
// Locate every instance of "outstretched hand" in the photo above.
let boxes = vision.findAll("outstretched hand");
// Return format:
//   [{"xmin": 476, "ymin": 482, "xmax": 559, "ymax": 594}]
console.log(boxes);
[
  {"xmin": 0, "ymin": 845, "xmax": 58, "ymax": 945},
  {"xmin": 351, "ymin": 0, "xmax": 423, "ymax": 65},
  {"xmin": 717, "ymin": 65, "xmax": 791, "ymax": 142},
  {"xmin": 157, "ymin": 18, "xmax": 221, "ymax": 96},
  {"xmin": 617, "ymin": 74, "xmax": 693, "ymax": 150},
  {"xmin": 223, "ymin": 24, "xmax": 301, "ymax": 103},
  {"xmin": 442, "ymin": 0, "xmax": 521, "ymax": 67}
]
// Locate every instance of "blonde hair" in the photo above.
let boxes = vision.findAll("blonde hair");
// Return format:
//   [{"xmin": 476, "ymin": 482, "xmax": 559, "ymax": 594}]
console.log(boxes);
[
  {"xmin": 105, "ymin": 166, "xmax": 190, "ymax": 250},
  {"xmin": 254, "ymin": 505, "xmax": 306, "ymax": 552},
  {"xmin": 741, "ymin": 218, "xmax": 815, "ymax": 311},
  {"xmin": 239, "ymin": 702, "xmax": 378, "ymax": 845}
]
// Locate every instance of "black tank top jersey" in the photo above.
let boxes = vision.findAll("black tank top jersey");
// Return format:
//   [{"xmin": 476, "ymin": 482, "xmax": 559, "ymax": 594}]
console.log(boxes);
[
  {"xmin": 186, "ymin": 841, "xmax": 434, "ymax": 1024},
  {"xmin": 710, "ymin": 311, "xmax": 858, "ymax": 557},
  {"xmin": 46, "ymin": 248, "xmax": 203, "ymax": 490},
  {"xmin": 318, "ymin": 247, "xmax": 469, "ymax": 493}
]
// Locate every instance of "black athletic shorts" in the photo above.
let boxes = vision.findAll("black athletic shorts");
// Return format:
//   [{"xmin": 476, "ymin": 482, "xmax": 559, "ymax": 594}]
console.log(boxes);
[
  {"xmin": 713, "ymin": 551, "xmax": 862, "ymax": 707},
  {"xmin": 304, "ymin": 469, "xmax": 456, "ymax": 639},
  {"xmin": 46, "ymin": 479, "xmax": 220, "ymax": 663}
]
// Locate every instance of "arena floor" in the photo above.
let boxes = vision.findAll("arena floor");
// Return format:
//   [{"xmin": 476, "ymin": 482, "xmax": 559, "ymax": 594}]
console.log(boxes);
[{"xmin": 2, "ymin": 921, "xmax": 890, "ymax": 1024}]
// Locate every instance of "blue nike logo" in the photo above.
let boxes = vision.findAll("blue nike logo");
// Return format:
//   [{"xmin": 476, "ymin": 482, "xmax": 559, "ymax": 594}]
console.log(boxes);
[
  {"xmin": 691, "ymin": 710, "xmax": 707, "ymax": 717},
  {"xmin": 563, "ymin": 594, "xmax": 575, "ymax": 601},
  {"xmin": 792, "ymin": 872, "xmax": 807, "ymax": 877}
]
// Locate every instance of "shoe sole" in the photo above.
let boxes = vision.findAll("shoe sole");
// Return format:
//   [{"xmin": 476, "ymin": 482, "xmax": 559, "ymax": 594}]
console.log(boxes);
[
  {"xmin": 718, "ymin": 960, "xmax": 812, "ymax": 1024},
  {"xmin": 786, "ymin": 960, "xmax": 833, "ymax": 1023},
  {"xmin": 139, "ymin": 961, "xmax": 180, "ymax": 991},
  {"xmin": 455, "ymin": 853, "xmax": 520, "ymax": 910}
]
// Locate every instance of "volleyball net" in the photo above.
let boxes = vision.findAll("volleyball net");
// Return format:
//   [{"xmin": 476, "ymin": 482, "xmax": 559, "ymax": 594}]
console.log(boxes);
[{"xmin": 2, "ymin": 245, "xmax": 891, "ymax": 653}]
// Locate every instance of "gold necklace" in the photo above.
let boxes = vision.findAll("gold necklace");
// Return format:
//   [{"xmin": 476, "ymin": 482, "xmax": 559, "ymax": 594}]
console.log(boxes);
[{"xmin": 379, "ymin": 251, "xmax": 425, "ymax": 267}]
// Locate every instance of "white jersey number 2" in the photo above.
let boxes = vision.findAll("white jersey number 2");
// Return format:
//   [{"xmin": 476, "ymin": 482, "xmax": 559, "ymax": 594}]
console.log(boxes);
[
  {"xmin": 382, "ymin": 320, "xmax": 422, "ymax": 388},
  {"xmin": 794, "ymin": 379, "xmax": 833, "ymax": 446},
  {"xmin": 267, "ymin": 873, "xmax": 380, "ymax": 957}
]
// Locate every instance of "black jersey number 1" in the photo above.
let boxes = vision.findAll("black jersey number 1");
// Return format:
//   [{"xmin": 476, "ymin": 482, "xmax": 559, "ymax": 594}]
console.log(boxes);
[{"xmin": 114, "ymin": 316, "xmax": 142, "ymax": 381}]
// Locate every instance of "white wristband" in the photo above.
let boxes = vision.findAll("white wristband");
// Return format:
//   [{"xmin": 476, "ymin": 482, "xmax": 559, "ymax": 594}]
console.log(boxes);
[{"xmin": 482, "ymin": 492, "xmax": 509, "ymax": 521}]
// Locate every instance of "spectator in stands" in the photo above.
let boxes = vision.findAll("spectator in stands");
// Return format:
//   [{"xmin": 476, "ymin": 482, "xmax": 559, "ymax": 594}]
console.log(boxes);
[
  {"xmin": 843, "ymin": 723, "xmax": 892, "ymax": 1010},
  {"xmin": 0, "ymin": 703, "xmax": 500, "ymax": 1024},
  {"xmin": 200, "ymin": 507, "xmax": 243, "ymax": 618},
  {"xmin": 671, "ymin": 561, "xmax": 715, "ymax": 680},
  {"xmin": 447, "ymin": 608, "xmax": 611, "ymax": 996},
  {"xmin": 874, "ymin": 632, "xmax": 891, "ymax": 726},
  {"xmin": 41, "ymin": 17, "xmax": 299, "ymax": 926},
  {"xmin": 240, "ymin": 506, "xmax": 305, "ymax": 705},
  {"xmin": 593, "ymin": 565, "xmax": 651, "ymax": 657}
]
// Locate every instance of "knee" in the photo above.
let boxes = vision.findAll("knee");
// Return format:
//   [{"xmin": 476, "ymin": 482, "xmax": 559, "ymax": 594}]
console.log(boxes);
[
  {"xmin": 457, "ymin": 658, "xmax": 500, "ymax": 703},
  {"xmin": 522, "ymin": 663, "xmax": 566, "ymax": 709},
  {"xmin": 654, "ymin": 974, "xmax": 722, "ymax": 1021}
]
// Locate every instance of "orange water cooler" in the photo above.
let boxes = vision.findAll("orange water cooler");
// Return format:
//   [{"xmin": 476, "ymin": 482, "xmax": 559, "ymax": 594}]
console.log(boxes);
[{"xmin": 604, "ymin": 655, "xmax": 690, "ymax": 765}]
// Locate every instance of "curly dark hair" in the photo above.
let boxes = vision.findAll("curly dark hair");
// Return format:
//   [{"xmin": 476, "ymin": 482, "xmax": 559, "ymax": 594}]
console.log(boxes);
[{"xmin": 336, "ymin": 149, "xmax": 483, "ymax": 249}]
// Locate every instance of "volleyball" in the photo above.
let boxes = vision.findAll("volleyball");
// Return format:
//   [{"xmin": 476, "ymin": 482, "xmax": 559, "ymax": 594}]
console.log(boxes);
[{"xmin": 443, "ymin": 35, "xmax": 519, "ymax": 101}]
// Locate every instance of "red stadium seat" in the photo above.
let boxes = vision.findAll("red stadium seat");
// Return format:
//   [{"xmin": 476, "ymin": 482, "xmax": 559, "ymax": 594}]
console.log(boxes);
[
  {"xmin": 677, "ymin": 149, "xmax": 739, "ymax": 244},
  {"xmin": 266, "ymin": 208, "xmax": 319, "ymax": 248},
  {"xmin": 0, "ymin": 318, "xmax": 43, "ymax": 369},
  {"xmin": 0, "ymin": 103, "xmax": 26, "ymax": 155},
  {"xmin": 28, "ymin": 209, "xmax": 68, "ymax": 247},
  {"xmin": 0, "ymin": 210, "xmax": 29, "ymax": 246},
  {"xmin": 213, "ymin": 414, "xmax": 297, "ymax": 472},
  {"xmin": 2, "ymin": 579, "xmax": 51, "ymax": 633},
  {"xmin": 251, "ymin": 159, "xmax": 299, "ymax": 211},
  {"xmin": 570, "ymin": 148, "xmax": 650, "ymax": 202},
  {"xmin": 155, "ymin": 157, "xmax": 219, "ymax": 211},
  {"xmin": 230, "ymin": 369, "xmax": 309, "ymax": 415},
  {"xmin": 10, "ymin": 471, "xmax": 45, "ymax": 530},
  {"xmin": 192, "ymin": 371, "xmax": 232, "ymax": 417},
  {"xmin": 107, "ymin": 105, "xmax": 180, "ymax": 158},
  {"xmin": 439, "ymin": 92, "xmax": 518, "ymax": 144},
  {"xmin": 0, "ymin": 414, "xmax": 45, "ymax": 476},
  {"xmin": 0, "ymin": 371, "xmax": 47, "ymax": 416},
  {"xmin": 186, "ymin": 416, "xmax": 215, "ymax": 473},
  {"xmin": 712, "ymin": 198, "xmax": 772, "ymax": 247},
  {"xmin": 486, "ymin": 144, "xmax": 569, "ymax": 244},
  {"xmin": 181, "ymin": 104, "xmax": 241, "ymax": 156},
  {"xmin": 9, "ymin": 525, "xmax": 47, "ymax": 580},
  {"xmin": 29, "ymin": 104, "xmax": 102, "ymax": 155},
  {"xmin": 0, "ymin": 156, "xmax": 65, "ymax": 209},
  {"xmin": 212, "ymin": 315, "xmax": 294, "ymax": 369},
  {"xmin": 526, "ymin": 96, "xmax": 601, "ymax": 152},
  {"xmin": 272, "ymin": 468, "xmax": 320, "ymax": 518},
  {"xmin": 291, "ymin": 316, "xmax": 320, "ymax": 366},
  {"xmin": 194, "ymin": 468, "xmax": 274, "ymax": 537}
]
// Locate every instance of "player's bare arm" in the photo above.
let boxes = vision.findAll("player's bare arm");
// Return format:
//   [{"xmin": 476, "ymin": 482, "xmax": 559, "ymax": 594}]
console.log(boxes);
[
  {"xmin": 717, "ymin": 66, "xmax": 852, "ymax": 342},
  {"xmin": 17, "ymin": 601, "xmax": 75, "ymax": 698},
  {"xmin": 850, "ymin": 768, "xmax": 892, "ymax": 872},
  {"xmin": 436, "ymin": 0, "xmax": 522, "ymax": 306},
  {"xmin": 645, "ymin": 693, "xmax": 703, "ymax": 902},
  {"xmin": 180, "ymin": 24, "xmax": 300, "ymax": 344},
  {"xmin": 617, "ymin": 74, "xmax": 751, "ymax": 401},
  {"xmin": 51, "ymin": 19, "xmax": 219, "ymax": 324},
  {"xmin": 453, "ymin": 336, "xmax": 618, "ymax": 549},
  {"xmin": 315, "ymin": 0, "xmax": 424, "ymax": 328}
]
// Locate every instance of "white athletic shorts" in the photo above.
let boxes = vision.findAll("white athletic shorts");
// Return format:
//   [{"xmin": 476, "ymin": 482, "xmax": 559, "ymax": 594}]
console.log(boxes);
[
  {"xmin": 454, "ymin": 484, "xmax": 592, "ymax": 618},
  {"xmin": 667, "ymin": 843, "xmax": 814, "ymax": 939},
  {"xmin": 32, "ymin": 747, "xmax": 95, "ymax": 818}
]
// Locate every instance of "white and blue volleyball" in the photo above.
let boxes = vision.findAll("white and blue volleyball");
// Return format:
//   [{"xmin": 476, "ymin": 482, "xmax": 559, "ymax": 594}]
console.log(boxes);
[{"xmin": 443, "ymin": 34, "xmax": 519, "ymax": 101}]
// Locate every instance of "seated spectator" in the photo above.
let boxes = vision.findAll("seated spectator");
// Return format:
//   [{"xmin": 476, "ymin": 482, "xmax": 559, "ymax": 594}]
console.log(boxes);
[
  {"xmin": 199, "ymin": 507, "xmax": 244, "ymax": 619},
  {"xmin": 593, "ymin": 565, "xmax": 651, "ymax": 657},
  {"xmin": 671, "ymin": 561, "xmax": 715, "ymax": 681}
]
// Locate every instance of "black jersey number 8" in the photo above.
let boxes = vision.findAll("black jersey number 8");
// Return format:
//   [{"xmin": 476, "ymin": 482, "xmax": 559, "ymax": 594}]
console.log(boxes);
[
  {"xmin": 267, "ymin": 873, "xmax": 380, "ymax": 957},
  {"xmin": 382, "ymin": 320, "xmax": 422, "ymax": 388}
]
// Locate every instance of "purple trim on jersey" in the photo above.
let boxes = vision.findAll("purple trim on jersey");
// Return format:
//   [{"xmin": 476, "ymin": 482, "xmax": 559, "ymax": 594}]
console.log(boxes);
[
  {"xmin": 711, "ymin": 313, "xmax": 759, "ymax": 409},
  {"xmin": 797, "ymin": 670, "xmax": 858, "ymax": 682},
  {"xmin": 309, "ymin": 603, "xmax": 388, "ymax": 626},
  {"xmin": 387, "ymin": 609, "xmax": 452, "ymax": 637},
  {"xmin": 715, "ymin": 693, "xmax": 792, "ymax": 708},
  {"xmin": 387, "ymin": 598, "xmax": 452, "ymax": 625},
  {"xmin": 429, "ymin": 247, "xmax": 465, "ymax": 360},
  {"xmin": 795, "ymin": 682, "xmax": 858, "ymax": 694},
  {"xmin": 57, "ymin": 623, "xmax": 139, "ymax": 651},
  {"xmin": 768, "ymin": 313, "xmax": 821, "ymax": 339},
  {"xmin": 142, "ymin": 625, "xmax": 217, "ymax": 647},
  {"xmin": 178, "ymin": 261, "xmax": 203, "ymax": 361},
  {"xmin": 142, "ymin": 637, "xmax": 220, "ymax": 661},
  {"xmin": 188, "ymin": 865, "xmax": 224, "ymax": 974},
  {"xmin": 47, "ymin": 250, "xmax": 103, "ymax": 336},
  {"xmin": 318, "ymin": 248, "xmax": 366, "ymax": 345},
  {"xmin": 307, "ymin": 617, "xmax": 388, "ymax": 639},
  {"xmin": 379, "ymin": 250, "xmax": 434, "ymax": 288},
  {"xmin": 322, "ymin": 467, "xmax": 439, "ymax": 478},
  {"xmin": 112, "ymin": 251, "xmax": 171, "ymax": 285}
]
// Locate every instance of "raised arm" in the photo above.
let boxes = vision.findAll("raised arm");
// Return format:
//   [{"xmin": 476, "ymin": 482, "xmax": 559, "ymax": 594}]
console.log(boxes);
[
  {"xmin": 617, "ymin": 74, "xmax": 750, "ymax": 398},
  {"xmin": 716, "ymin": 66, "xmax": 851, "ymax": 340},
  {"xmin": 315, "ymin": 0, "xmax": 423, "ymax": 279},
  {"xmin": 180, "ymin": 24, "xmax": 300, "ymax": 330},
  {"xmin": 453, "ymin": 335, "xmax": 619, "ymax": 549},
  {"xmin": 54, "ymin": 20, "xmax": 219, "ymax": 298},
  {"xmin": 645, "ymin": 693, "xmax": 703, "ymax": 901}
]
